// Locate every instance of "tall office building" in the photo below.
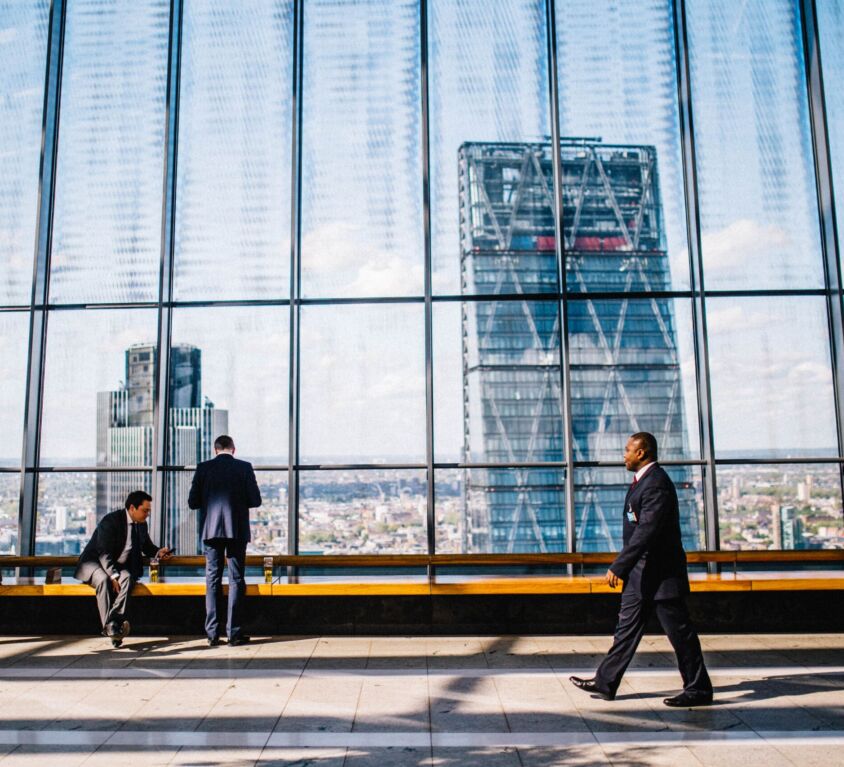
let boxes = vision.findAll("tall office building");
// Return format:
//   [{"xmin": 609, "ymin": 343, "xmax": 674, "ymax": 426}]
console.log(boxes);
[
  {"xmin": 95, "ymin": 343, "xmax": 227, "ymax": 553},
  {"xmin": 459, "ymin": 140, "xmax": 697, "ymax": 552}
]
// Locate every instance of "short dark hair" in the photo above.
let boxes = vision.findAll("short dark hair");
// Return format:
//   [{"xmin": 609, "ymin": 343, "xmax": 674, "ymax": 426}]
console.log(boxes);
[
  {"xmin": 125, "ymin": 490, "xmax": 152, "ymax": 510},
  {"xmin": 214, "ymin": 434, "xmax": 235, "ymax": 451},
  {"xmin": 630, "ymin": 432, "xmax": 658, "ymax": 461}
]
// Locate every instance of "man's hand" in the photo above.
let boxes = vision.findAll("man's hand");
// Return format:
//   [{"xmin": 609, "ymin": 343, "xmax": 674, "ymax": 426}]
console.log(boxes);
[
  {"xmin": 605, "ymin": 569, "xmax": 621, "ymax": 589},
  {"xmin": 110, "ymin": 575, "xmax": 120, "ymax": 594},
  {"xmin": 157, "ymin": 547, "xmax": 174, "ymax": 560}
]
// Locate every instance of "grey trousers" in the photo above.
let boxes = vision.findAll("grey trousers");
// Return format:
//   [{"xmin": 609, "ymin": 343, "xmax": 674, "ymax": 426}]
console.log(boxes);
[{"xmin": 75, "ymin": 561, "xmax": 134, "ymax": 632}]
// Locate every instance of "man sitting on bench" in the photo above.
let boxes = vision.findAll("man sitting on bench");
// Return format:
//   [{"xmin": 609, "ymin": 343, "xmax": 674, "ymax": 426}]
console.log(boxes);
[{"xmin": 75, "ymin": 490, "xmax": 173, "ymax": 647}]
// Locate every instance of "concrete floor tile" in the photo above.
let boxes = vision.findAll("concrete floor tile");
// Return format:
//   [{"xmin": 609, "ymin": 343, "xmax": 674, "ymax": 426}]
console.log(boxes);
[
  {"xmin": 492, "ymin": 675, "xmax": 586, "ymax": 732},
  {"xmin": 343, "ymin": 746, "xmax": 432, "ymax": 766},
  {"xmin": 256, "ymin": 748, "xmax": 346, "ymax": 766},
  {"xmin": 686, "ymin": 743, "xmax": 792, "ymax": 767},
  {"xmin": 430, "ymin": 747, "xmax": 519, "ymax": 767},
  {"xmin": 516, "ymin": 745, "xmax": 610, "ymax": 766},
  {"xmin": 79, "ymin": 745, "xmax": 179, "ymax": 766},
  {"xmin": 599, "ymin": 744, "xmax": 704, "ymax": 767},
  {"xmin": 168, "ymin": 747, "xmax": 262, "ymax": 766},
  {"xmin": 425, "ymin": 639, "xmax": 487, "ymax": 669},
  {"xmin": 367, "ymin": 638, "xmax": 427, "ymax": 670},
  {"xmin": 306, "ymin": 639, "xmax": 371, "ymax": 670},
  {"xmin": 0, "ymin": 745, "xmax": 94, "ymax": 766},
  {"xmin": 120, "ymin": 677, "xmax": 233, "ymax": 732},
  {"xmin": 353, "ymin": 676, "xmax": 429, "ymax": 732},
  {"xmin": 275, "ymin": 676, "xmax": 362, "ymax": 732},
  {"xmin": 427, "ymin": 676, "xmax": 508, "ymax": 733},
  {"xmin": 197, "ymin": 678, "xmax": 299, "ymax": 732}
]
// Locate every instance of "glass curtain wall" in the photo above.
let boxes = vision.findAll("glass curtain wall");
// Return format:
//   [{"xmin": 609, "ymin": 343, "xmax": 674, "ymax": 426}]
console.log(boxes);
[{"xmin": 2, "ymin": 0, "xmax": 843, "ymax": 557}]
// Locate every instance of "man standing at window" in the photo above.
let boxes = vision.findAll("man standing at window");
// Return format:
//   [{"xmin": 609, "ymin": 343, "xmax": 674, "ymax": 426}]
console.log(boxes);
[
  {"xmin": 76, "ymin": 490, "xmax": 172, "ymax": 648},
  {"xmin": 188, "ymin": 435, "xmax": 262, "ymax": 647},
  {"xmin": 569, "ymin": 432, "xmax": 713, "ymax": 707}
]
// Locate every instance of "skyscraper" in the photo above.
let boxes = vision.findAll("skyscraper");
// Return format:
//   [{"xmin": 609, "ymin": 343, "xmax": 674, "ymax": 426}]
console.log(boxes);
[{"xmin": 459, "ymin": 139, "xmax": 698, "ymax": 553}]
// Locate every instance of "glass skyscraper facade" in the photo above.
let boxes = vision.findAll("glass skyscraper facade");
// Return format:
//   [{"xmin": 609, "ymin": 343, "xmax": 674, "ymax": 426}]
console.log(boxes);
[{"xmin": 1, "ymin": 0, "xmax": 843, "ymax": 558}]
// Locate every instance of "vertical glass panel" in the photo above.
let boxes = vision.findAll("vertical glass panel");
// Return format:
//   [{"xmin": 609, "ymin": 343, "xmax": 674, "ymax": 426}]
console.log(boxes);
[
  {"xmin": 50, "ymin": 0, "xmax": 169, "ymax": 303},
  {"xmin": 575, "ymin": 465, "xmax": 704, "ymax": 551},
  {"xmin": 707, "ymin": 297, "xmax": 837, "ymax": 458},
  {"xmin": 169, "ymin": 306, "xmax": 289, "ymax": 465},
  {"xmin": 718, "ymin": 464, "xmax": 843, "ymax": 550},
  {"xmin": 0, "ymin": 312, "xmax": 30, "ymax": 467},
  {"xmin": 301, "ymin": 0, "xmax": 423, "ymax": 298},
  {"xmin": 435, "ymin": 467, "xmax": 566, "ymax": 554},
  {"xmin": 687, "ymin": 0, "xmax": 823, "ymax": 289},
  {"xmin": 429, "ymin": 0, "xmax": 551, "ymax": 294},
  {"xmin": 299, "ymin": 469, "xmax": 426, "ymax": 554},
  {"xmin": 0, "ymin": 1, "xmax": 49, "ymax": 304},
  {"xmin": 556, "ymin": 0, "xmax": 689, "ymax": 291},
  {"xmin": 36, "ymin": 471, "xmax": 152, "ymax": 554},
  {"xmin": 0, "ymin": 474, "xmax": 20, "ymax": 553},
  {"xmin": 300, "ymin": 304, "xmax": 425, "ymax": 464},
  {"xmin": 40, "ymin": 309, "xmax": 158, "ymax": 468},
  {"xmin": 174, "ymin": 0, "xmax": 293, "ymax": 301},
  {"xmin": 569, "ymin": 298, "xmax": 699, "ymax": 461},
  {"xmin": 433, "ymin": 300, "xmax": 564, "ymax": 464},
  {"xmin": 165, "ymin": 470, "xmax": 287, "ymax": 555},
  {"xmin": 817, "ymin": 0, "xmax": 844, "ymax": 274}
]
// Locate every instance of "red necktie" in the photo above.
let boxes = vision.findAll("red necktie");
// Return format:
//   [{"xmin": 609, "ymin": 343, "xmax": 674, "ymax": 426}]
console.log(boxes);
[{"xmin": 631, "ymin": 475, "xmax": 639, "ymax": 488}]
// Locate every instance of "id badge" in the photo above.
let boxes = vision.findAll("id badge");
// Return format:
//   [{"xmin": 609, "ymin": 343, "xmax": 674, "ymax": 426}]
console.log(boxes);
[{"xmin": 626, "ymin": 504, "xmax": 638, "ymax": 523}]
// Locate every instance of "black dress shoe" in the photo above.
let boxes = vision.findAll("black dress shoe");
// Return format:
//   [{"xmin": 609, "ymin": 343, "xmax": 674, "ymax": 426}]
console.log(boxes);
[
  {"xmin": 569, "ymin": 676, "xmax": 615, "ymax": 701},
  {"xmin": 228, "ymin": 635, "xmax": 251, "ymax": 647},
  {"xmin": 663, "ymin": 691, "xmax": 714, "ymax": 708},
  {"xmin": 207, "ymin": 637, "xmax": 221, "ymax": 647}
]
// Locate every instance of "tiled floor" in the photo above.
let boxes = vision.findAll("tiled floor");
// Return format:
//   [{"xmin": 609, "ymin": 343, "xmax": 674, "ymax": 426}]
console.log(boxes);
[{"xmin": 0, "ymin": 633, "xmax": 840, "ymax": 765}]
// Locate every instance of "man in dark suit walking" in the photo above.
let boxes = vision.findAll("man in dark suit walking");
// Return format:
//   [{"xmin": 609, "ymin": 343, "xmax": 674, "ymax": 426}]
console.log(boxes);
[
  {"xmin": 188, "ymin": 435, "xmax": 261, "ymax": 646},
  {"xmin": 76, "ymin": 490, "xmax": 173, "ymax": 648},
  {"xmin": 570, "ymin": 432, "xmax": 713, "ymax": 707}
]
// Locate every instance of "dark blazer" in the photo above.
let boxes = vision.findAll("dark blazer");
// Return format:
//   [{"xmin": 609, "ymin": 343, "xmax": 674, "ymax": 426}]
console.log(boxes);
[
  {"xmin": 76, "ymin": 509, "xmax": 159, "ymax": 580},
  {"xmin": 188, "ymin": 454, "xmax": 262, "ymax": 543},
  {"xmin": 609, "ymin": 463, "xmax": 689, "ymax": 601}
]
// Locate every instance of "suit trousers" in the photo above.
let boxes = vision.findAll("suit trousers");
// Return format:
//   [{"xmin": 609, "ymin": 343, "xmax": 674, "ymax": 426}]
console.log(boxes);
[
  {"xmin": 595, "ymin": 587, "xmax": 712, "ymax": 697},
  {"xmin": 75, "ymin": 561, "xmax": 133, "ymax": 632},
  {"xmin": 204, "ymin": 538, "xmax": 247, "ymax": 641}
]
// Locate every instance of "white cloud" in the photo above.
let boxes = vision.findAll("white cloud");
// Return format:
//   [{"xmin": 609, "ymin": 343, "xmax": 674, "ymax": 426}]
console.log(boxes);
[{"xmin": 693, "ymin": 218, "xmax": 792, "ymax": 274}]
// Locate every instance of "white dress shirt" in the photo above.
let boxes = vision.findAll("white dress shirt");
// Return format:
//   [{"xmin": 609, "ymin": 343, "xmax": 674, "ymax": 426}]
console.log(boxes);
[
  {"xmin": 116, "ymin": 510, "xmax": 134, "ymax": 565},
  {"xmin": 634, "ymin": 461, "xmax": 657, "ymax": 483}
]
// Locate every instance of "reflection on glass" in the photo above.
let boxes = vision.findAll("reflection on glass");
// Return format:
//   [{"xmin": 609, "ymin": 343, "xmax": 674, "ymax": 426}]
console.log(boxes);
[
  {"xmin": 429, "ymin": 0, "xmax": 550, "ymax": 294},
  {"xmin": 174, "ymin": 0, "xmax": 293, "ymax": 301},
  {"xmin": 36, "ymin": 471, "xmax": 152, "ymax": 555},
  {"xmin": 687, "ymin": 0, "xmax": 823, "ymax": 289},
  {"xmin": 556, "ymin": 0, "xmax": 689, "ymax": 291},
  {"xmin": 299, "ymin": 469, "xmax": 426, "ymax": 554},
  {"xmin": 0, "ymin": 312, "xmax": 30, "ymax": 467},
  {"xmin": 707, "ymin": 297, "xmax": 837, "ymax": 458},
  {"xmin": 301, "ymin": 0, "xmax": 422, "ymax": 297},
  {"xmin": 0, "ymin": 474, "xmax": 20, "ymax": 553},
  {"xmin": 817, "ymin": 0, "xmax": 844, "ymax": 276},
  {"xmin": 433, "ymin": 300, "xmax": 563, "ymax": 464},
  {"xmin": 569, "ymin": 299, "xmax": 699, "ymax": 461},
  {"xmin": 718, "ymin": 464, "xmax": 843, "ymax": 550},
  {"xmin": 575, "ymin": 466, "xmax": 703, "ymax": 552},
  {"xmin": 40, "ymin": 309, "xmax": 158, "ymax": 467},
  {"xmin": 50, "ymin": 0, "xmax": 169, "ymax": 304},
  {"xmin": 435, "ymin": 467, "xmax": 565, "ymax": 554},
  {"xmin": 0, "ymin": 1, "xmax": 49, "ymax": 305},
  {"xmin": 300, "ymin": 304, "xmax": 425, "ymax": 464}
]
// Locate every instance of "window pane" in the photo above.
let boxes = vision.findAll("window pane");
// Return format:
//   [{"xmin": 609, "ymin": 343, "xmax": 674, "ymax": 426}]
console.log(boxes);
[
  {"xmin": 40, "ymin": 309, "xmax": 158, "ymax": 468},
  {"xmin": 0, "ymin": 312, "xmax": 30, "ymax": 467},
  {"xmin": 556, "ymin": 1, "xmax": 689, "ymax": 291},
  {"xmin": 0, "ymin": 474, "xmax": 20, "ymax": 554},
  {"xmin": 299, "ymin": 469, "xmax": 426, "ymax": 554},
  {"xmin": 435, "ymin": 467, "xmax": 566, "ymax": 554},
  {"xmin": 434, "ymin": 300, "xmax": 564, "ymax": 464},
  {"xmin": 429, "ymin": 0, "xmax": 550, "ymax": 295},
  {"xmin": 169, "ymin": 306, "xmax": 289, "ymax": 466},
  {"xmin": 569, "ymin": 298, "xmax": 699, "ymax": 461},
  {"xmin": 718, "ymin": 464, "xmax": 843, "ymax": 550},
  {"xmin": 50, "ymin": 0, "xmax": 169, "ymax": 303},
  {"xmin": 687, "ymin": 0, "xmax": 823, "ymax": 289},
  {"xmin": 0, "ymin": 1, "xmax": 49, "ymax": 305},
  {"xmin": 575, "ymin": 465, "xmax": 704, "ymax": 552},
  {"xmin": 165, "ymin": 470, "xmax": 286, "ymax": 555},
  {"xmin": 300, "ymin": 304, "xmax": 425, "ymax": 464},
  {"xmin": 173, "ymin": 0, "xmax": 293, "ymax": 301},
  {"xmin": 817, "ymin": 0, "xmax": 844, "ymax": 276},
  {"xmin": 707, "ymin": 297, "xmax": 837, "ymax": 458},
  {"xmin": 301, "ymin": 0, "xmax": 423, "ymax": 298},
  {"xmin": 36, "ymin": 471, "xmax": 152, "ymax": 554}
]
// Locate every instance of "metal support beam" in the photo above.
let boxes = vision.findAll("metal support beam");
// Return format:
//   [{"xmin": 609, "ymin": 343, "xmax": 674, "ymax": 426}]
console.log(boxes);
[
  {"xmin": 153, "ymin": 0, "xmax": 184, "ymax": 548},
  {"xmin": 19, "ymin": 0, "xmax": 66, "ymax": 557},
  {"xmin": 672, "ymin": 0, "xmax": 720, "ymax": 559}
]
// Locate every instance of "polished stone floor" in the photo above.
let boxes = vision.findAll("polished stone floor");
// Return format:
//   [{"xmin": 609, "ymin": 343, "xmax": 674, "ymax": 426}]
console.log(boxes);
[{"xmin": 0, "ymin": 633, "xmax": 841, "ymax": 765}]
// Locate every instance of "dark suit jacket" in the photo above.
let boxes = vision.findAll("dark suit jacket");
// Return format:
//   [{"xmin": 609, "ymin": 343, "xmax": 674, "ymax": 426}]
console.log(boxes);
[
  {"xmin": 188, "ymin": 454, "xmax": 262, "ymax": 543},
  {"xmin": 76, "ymin": 509, "xmax": 159, "ymax": 580},
  {"xmin": 609, "ymin": 463, "xmax": 689, "ymax": 601}
]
